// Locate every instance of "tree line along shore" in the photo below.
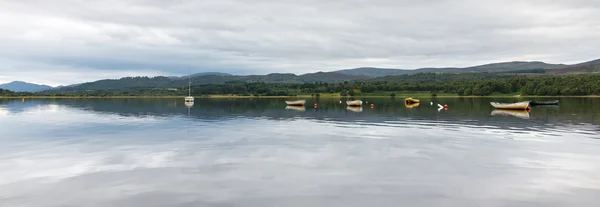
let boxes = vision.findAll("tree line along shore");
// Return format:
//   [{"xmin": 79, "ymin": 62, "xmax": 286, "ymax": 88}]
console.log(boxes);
[{"xmin": 2, "ymin": 73, "xmax": 600, "ymax": 98}]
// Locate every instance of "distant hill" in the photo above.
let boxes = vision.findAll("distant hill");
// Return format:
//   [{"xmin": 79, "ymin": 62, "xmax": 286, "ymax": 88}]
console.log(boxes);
[
  {"xmin": 335, "ymin": 61, "xmax": 565, "ymax": 77},
  {"xmin": 0, "ymin": 81, "xmax": 53, "ymax": 92},
  {"xmin": 462, "ymin": 61, "xmax": 565, "ymax": 73},
  {"xmin": 170, "ymin": 72, "xmax": 233, "ymax": 79},
  {"xmin": 333, "ymin": 67, "xmax": 412, "ymax": 77},
  {"xmin": 37, "ymin": 58, "xmax": 600, "ymax": 93},
  {"xmin": 550, "ymin": 59, "xmax": 600, "ymax": 74},
  {"xmin": 49, "ymin": 72, "xmax": 366, "ymax": 92},
  {"xmin": 188, "ymin": 72, "xmax": 233, "ymax": 77}
]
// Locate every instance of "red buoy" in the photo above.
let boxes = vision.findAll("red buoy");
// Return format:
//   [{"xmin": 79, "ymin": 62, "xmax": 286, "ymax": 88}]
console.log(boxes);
[
  {"xmin": 370, "ymin": 104, "xmax": 374, "ymax": 108},
  {"xmin": 443, "ymin": 104, "xmax": 448, "ymax": 109}
]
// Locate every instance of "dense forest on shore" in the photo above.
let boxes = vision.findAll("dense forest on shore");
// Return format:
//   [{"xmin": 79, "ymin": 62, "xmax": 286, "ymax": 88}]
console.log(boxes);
[{"xmin": 11, "ymin": 73, "xmax": 596, "ymax": 97}]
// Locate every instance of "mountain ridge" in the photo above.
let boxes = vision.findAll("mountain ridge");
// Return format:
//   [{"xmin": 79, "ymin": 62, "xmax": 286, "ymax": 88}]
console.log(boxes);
[
  {"xmin": 22, "ymin": 58, "xmax": 600, "ymax": 92},
  {"xmin": 0, "ymin": 81, "xmax": 53, "ymax": 92},
  {"xmin": 334, "ymin": 61, "xmax": 567, "ymax": 77}
]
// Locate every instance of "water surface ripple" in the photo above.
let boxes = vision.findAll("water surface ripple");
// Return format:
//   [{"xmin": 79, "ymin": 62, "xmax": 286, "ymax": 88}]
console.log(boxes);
[{"xmin": 0, "ymin": 98, "xmax": 599, "ymax": 207}]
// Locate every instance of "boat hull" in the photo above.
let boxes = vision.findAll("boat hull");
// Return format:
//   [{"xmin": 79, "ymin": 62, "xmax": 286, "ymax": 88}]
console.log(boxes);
[
  {"xmin": 285, "ymin": 100, "xmax": 306, "ymax": 106},
  {"xmin": 405, "ymin": 97, "xmax": 420, "ymax": 104},
  {"xmin": 490, "ymin": 101, "xmax": 530, "ymax": 110}
]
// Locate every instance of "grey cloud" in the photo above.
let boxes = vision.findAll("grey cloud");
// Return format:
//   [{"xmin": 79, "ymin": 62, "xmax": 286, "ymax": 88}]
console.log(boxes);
[{"xmin": 0, "ymin": 0, "xmax": 599, "ymax": 85}]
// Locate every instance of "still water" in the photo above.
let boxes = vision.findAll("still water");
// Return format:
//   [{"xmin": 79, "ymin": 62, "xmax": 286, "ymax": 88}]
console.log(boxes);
[{"xmin": 1, "ymin": 98, "xmax": 599, "ymax": 207}]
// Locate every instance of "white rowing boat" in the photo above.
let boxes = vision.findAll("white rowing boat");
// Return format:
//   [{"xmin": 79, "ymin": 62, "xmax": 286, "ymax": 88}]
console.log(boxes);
[
  {"xmin": 346, "ymin": 100, "xmax": 363, "ymax": 106},
  {"xmin": 285, "ymin": 100, "xmax": 306, "ymax": 106},
  {"xmin": 490, "ymin": 101, "xmax": 530, "ymax": 110}
]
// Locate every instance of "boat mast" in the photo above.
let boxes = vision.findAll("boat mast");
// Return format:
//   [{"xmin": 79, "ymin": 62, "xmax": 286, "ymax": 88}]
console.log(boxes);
[{"xmin": 188, "ymin": 74, "xmax": 191, "ymax": 97}]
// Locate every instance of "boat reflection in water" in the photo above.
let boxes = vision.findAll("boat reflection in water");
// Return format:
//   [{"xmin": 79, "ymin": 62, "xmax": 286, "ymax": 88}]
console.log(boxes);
[
  {"xmin": 491, "ymin": 109, "xmax": 530, "ymax": 119},
  {"xmin": 285, "ymin": 105, "xmax": 305, "ymax": 112},
  {"xmin": 405, "ymin": 102, "xmax": 420, "ymax": 109},
  {"xmin": 346, "ymin": 106, "xmax": 363, "ymax": 112},
  {"xmin": 184, "ymin": 101, "xmax": 194, "ymax": 108}
]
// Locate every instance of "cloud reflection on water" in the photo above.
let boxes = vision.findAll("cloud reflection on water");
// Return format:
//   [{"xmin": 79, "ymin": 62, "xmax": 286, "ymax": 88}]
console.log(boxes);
[{"xmin": 0, "ymin": 98, "xmax": 599, "ymax": 207}]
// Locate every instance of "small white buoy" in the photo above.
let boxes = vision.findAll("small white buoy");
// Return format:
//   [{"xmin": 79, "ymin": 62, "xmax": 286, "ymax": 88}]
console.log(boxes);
[
  {"xmin": 339, "ymin": 101, "xmax": 342, "ymax": 104},
  {"xmin": 430, "ymin": 102, "xmax": 433, "ymax": 105}
]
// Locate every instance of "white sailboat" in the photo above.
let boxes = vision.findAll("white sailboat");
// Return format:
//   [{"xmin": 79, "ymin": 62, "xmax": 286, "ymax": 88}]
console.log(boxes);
[{"xmin": 184, "ymin": 75, "xmax": 194, "ymax": 106}]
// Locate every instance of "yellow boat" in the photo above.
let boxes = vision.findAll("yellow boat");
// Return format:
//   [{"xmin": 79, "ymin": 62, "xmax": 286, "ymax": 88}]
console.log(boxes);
[
  {"xmin": 405, "ymin": 97, "xmax": 420, "ymax": 104},
  {"xmin": 490, "ymin": 101, "xmax": 530, "ymax": 110}
]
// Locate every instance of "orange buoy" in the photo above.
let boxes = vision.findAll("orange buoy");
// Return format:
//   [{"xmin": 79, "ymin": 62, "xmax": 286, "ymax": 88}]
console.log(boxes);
[
  {"xmin": 366, "ymin": 101, "xmax": 368, "ymax": 104},
  {"xmin": 443, "ymin": 104, "xmax": 448, "ymax": 109},
  {"xmin": 370, "ymin": 104, "xmax": 374, "ymax": 108}
]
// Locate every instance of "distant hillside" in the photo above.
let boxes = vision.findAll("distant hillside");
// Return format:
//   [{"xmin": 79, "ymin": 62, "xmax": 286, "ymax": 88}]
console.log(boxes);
[
  {"xmin": 0, "ymin": 81, "xmax": 52, "ymax": 92},
  {"xmin": 37, "ymin": 58, "xmax": 600, "ymax": 93},
  {"xmin": 49, "ymin": 72, "xmax": 366, "ymax": 92},
  {"xmin": 462, "ymin": 61, "xmax": 565, "ymax": 73},
  {"xmin": 188, "ymin": 72, "xmax": 232, "ymax": 77},
  {"xmin": 334, "ymin": 67, "xmax": 412, "ymax": 77},
  {"xmin": 335, "ymin": 61, "xmax": 565, "ymax": 77},
  {"xmin": 0, "ymin": 88, "xmax": 14, "ymax": 95},
  {"xmin": 550, "ymin": 59, "xmax": 600, "ymax": 74}
]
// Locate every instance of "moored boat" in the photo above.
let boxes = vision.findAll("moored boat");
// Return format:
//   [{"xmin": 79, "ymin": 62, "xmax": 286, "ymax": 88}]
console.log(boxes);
[
  {"xmin": 184, "ymin": 73, "xmax": 194, "ymax": 104},
  {"xmin": 346, "ymin": 100, "xmax": 363, "ymax": 106},
  {"xmin": 490, "ymin": 101, "xmax": 530, "ymax": 110},
  {"xmin": 285, "ymin": 100, "xmax": 306, "ymax": 106},
  {"xmin": 530, "ymin": 100, "xmax": 559, "ymax": 106},
  {"xmin": 185, "ymin": 96, "xmax": 194, "ymax": 103},
  {"xmin": 405, "ymin": 97, "xmax": 420, "ymax": 104}
]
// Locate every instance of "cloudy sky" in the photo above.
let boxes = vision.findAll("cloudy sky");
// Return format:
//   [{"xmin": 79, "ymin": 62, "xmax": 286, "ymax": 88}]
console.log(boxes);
[{"xmin": 1, "ymin": 0, "xmax": 599, "ymax": 86}]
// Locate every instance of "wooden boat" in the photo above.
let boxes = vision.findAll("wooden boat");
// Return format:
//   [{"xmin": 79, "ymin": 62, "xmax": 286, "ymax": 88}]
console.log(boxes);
[
  {"xmin": 530, "ymin": 100, "xmax": 559, "ymax": 106},
  {"xmin": 491, "ymin": 109, "xmax": 530, "ymax": 119},
  {"xmin": 405, "ymin": 97, "xmax": 420, "ymax": 104},
  {"xmin": 285, "ymin": 100, "xmax": 306, "ymax": 106},
  {"xmin": 490, "ymin": 101, "xmax": 530, "ymax": 110},
  {"xmin": 346, "ymin": 106, "xmax": 363, "ymax": 112},
  {"xmin": 346, "ymin": 100, "xmax": 363, "ymax": 106},
  {"xmin": 285, "ymin": 105, "xmax": 305, "ymax": 111}
]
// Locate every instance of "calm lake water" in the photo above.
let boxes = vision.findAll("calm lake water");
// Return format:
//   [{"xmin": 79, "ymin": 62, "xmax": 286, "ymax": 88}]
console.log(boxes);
[{"xmin": 1, "ymin": 97, "xmax": 599, "ymax": 207}]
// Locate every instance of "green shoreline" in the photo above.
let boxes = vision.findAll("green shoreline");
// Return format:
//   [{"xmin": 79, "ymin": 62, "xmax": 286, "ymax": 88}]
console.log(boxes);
[{"xmin": 2, "ymin": 94, "xmax": 600, "ymax": 99}]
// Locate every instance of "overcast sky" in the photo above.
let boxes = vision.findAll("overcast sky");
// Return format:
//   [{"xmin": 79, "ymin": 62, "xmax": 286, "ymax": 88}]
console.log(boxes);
[{"xmin": 1, "ymin": 0, "xmax": 599, "ymax": 86}]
